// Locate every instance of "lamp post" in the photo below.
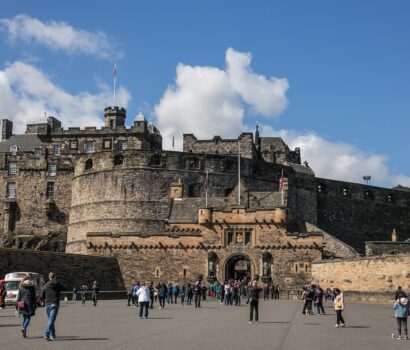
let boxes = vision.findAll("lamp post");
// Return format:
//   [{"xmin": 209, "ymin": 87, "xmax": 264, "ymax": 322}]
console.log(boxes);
[{"xmin": 363, "ymin": 175, "xmax": 371, "ymax": 185}]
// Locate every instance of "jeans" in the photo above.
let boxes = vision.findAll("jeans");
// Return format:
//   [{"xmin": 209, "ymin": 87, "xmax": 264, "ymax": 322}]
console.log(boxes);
[
  {"xmin": 316, "ymin": 301, "xmax": 325, "ymax": 314},
  {"xmin": 249, "ymin": 300, "xmax": 259, "ymax": 322},
  {"xmin": 45, "ymin": 304, "xmax": 59, "ymax": 337},
  {"xmin": 159, "ymin": 296, "xmax": 165, "ymax": 308},
  {"xmin": 397, "ymin": 317, "xmax": 408, "ymax": 336},
  {"xmin": 139, "ymin": 301, "xmax": 149, "ymax": 318},
  {"xmin": 92, "ymin": 293, "xmax": 98, "ymax": 306},
  {"xmin": 22, "ymin": 314, "xmax": 31, "ymax": 330},
  {"xmin": 336, "ymin": 310, "xmax": 345, "ymax": 325}
]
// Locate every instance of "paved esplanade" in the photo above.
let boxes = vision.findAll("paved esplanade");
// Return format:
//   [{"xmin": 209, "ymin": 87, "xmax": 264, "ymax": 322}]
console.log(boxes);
[{"xmin": 0, "ymin": 299, "xmax": 406, "ymax": 350}]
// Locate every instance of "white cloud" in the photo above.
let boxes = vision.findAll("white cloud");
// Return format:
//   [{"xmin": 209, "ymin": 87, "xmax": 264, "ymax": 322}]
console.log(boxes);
[
  {"xmin": 226, "ymin": 48, "xmax": 289, "ymax": 117},
  {"xmin": 0, "ymin": 61, "xmax": 131, "ymax": 133},
  {"xmin": 0, "ymin": 14, "xmax": 118, "ymax": 60},
  {"xmin": 260, "ymin": 123, "xmax": 409, "ymax": 188},
  {"xmin": 155, "ymin": 48, "xmax": 289, "ymax": 150}
]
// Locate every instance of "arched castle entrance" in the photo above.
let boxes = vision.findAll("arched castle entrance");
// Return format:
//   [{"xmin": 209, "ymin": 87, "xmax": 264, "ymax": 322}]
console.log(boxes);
[{"xmin": 224, "ymin": 254, "xmax": 252, "ymax": 282}]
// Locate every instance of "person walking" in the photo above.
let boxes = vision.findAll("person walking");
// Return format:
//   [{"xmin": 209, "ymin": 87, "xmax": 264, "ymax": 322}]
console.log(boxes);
[
  {"xmin": 132, "ymin": 282, "xmax": 140, "ymax": 306},
  {"xmin": 334, "ymin": 288, "xmax": 345, "ymax": 328},
  {"xmin": 72, "ymin": 287, "xmax": 77, "ymax": 303},
  {"xmin": 127, "ymin": 284, "xmax": 134, "ymax": 306},
  {"xmin": 393, "ymin": 295, "xmax": 410, "ymax": 340},
  {"xmin": 247, "ymin": 280, "xmax": 262, "ymax": 323},
  {"xmin": 17, "ymin": 277, "xmax": 37, "ymax": 338},
  {"xmin": 41, "ymin": 272, "xmax": 65, "ymax": 341},
  {"xmin": 158, "ymin": 283, "xmax": 166, "ymax": 309},
  {"xmin": 136, "ymin": 282, "xmax": 151, "ymax": 319},
  {"xmin": 80, "ymin": 284, "xmax": 87, "ymax": 305},
  {"xmin": 91, "ymin": 281, "xmax": 99, "ymax": 307}
]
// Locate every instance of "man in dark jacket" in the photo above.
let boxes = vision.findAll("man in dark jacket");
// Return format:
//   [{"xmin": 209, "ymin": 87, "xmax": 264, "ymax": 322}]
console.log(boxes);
[
  {"xmin": 193, "ymin": 281, "xmax": 202, "ymax": 308},
  {"xmin": 41, "ymin": 272, "xmax": 65, "ymax": 341},
  {"xmin": 247, "ymin": 280, "xmax": 263, "ymax": 323}
]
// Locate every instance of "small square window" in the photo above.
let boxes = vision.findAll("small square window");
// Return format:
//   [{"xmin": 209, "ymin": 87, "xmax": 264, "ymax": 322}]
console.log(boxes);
[
  {"xmin": 70, "ymin": 140, "xmax": 78, "ymax": 150},
  {"xmin": 10, "ymin": 145, "xmax": 18, "ymax": 155},
  {"xmin": 7, "ymin": 182, "xmax": 16, "ymax": 198},
  {"xmin": 84, "ymin": 141, "xmax": 95, "ymax": 153},
  {"xmin": 54, "ymin": 144, "xmax": 61, "ymax": 156},
  {"xmin": 8, "ymin": 161, "xmax": 17, "ymax": 175},
  {"xmin": 33, "ymin": 148, "xmax": 40, "ymax": 158},
  {"xmin": 46, "ymin": 182, "xmax": 54, "ymax": 199},
  {"xmin": 48, "ymin": 164, "xmax": 57, "ymax": 176},
  {"xmin": 103, "ymin": 139, "xmax": 112, "ymax": 149}
]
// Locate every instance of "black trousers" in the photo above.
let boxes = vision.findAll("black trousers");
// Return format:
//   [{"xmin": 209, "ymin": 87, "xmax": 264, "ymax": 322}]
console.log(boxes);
[
  {"xmin": 194, "ymin": 294, "xmax": 201, "ymax": 308},
  {"xmin": 249, "ymin": 300, "xmax": 259, "ymax": 322},
  {"xmin": 336, "ymin": 310, "xmax": 345, "ymax": 325},
  {"xmin": 397, "ymin": 317, "xmax": 408, "ymax": 336}
]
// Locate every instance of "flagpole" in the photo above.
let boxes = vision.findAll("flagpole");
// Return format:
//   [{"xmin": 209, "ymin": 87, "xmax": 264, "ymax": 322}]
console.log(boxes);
[
  {"xmin": 112, "ymin": 63, "xmax": 117, "ymax": 107},
  {"xmin": 205, "ymin": 169, "xmax": 209, "ymax": 207},
  {"xmin": 238, "ymin": 140, "xmax": 241, "ymax": 205},
  {"xmin": 281, "ymin": 169, "xmax": 284, "ymax": 207}
]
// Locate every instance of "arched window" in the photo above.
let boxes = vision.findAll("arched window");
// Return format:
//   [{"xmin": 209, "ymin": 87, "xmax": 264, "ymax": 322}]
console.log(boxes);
[
  {"xmin": 114, "ymin": 154, "xmax": 124, "ymax": 166},
  {"xmin": 85, "ymin": 159, "xmax": 93, "ymax": 170}
]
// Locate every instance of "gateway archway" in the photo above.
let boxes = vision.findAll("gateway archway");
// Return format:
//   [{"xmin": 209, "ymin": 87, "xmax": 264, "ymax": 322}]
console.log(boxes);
[{"xmin": 224, "ymin": 254, "xmax": 252, "ymax": 282}]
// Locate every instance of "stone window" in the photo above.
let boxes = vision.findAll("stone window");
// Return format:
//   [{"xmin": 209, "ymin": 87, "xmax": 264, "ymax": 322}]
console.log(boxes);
[
  {"xmin": 48, "ymin": 164, "xmax": 57, "ymax": 176},
  {"xmin": 33, "ymin": 148, "xmax": 41, "ymax": 158},
  {"xmin": 103, "ymin": 139, "xmax": 112, "ymax": 149},
  {"xmin": 364, "ymin": 190, "xmax": 374, "ymax": 200},
  {"xmin": 46, "ymin": 182, "xmax": 54, "ymax": 199},
  {"xmin": 10, "ymin": 145, "xmax": 18, "ymax": 155},
  {"xmin": 8, "ymin": 161, "xmax": 17, "ymax": 175},
  {"xmin": 341, "ymin": 187, "xmax": 348, "ymax": 197},
  {"xmin": 224, "ymin": 187, "xmax": 234, "ymax": 197},
  {"xmin": 85, "ymin": 159, "xmax": 93, "ymax": 170},
  {"xmin": 317, "ymin": 184, "xmax": 326, "ymax": 193},
  {"xmin": 84, "ymin": 141, "xmax": 95, "ymax": 154},
  {"xmin": 183, "ymin": 269, "xmax": 187, "ymax": 278},
  {"xmin": 70, "ymin": 140, "xmax": 78, "ymax": 150},
  {"xmin": 54, "ymin": 144, "xmax": 61, "ymax": 156},
  {"xmin": 187, "ymin": 157, "xmax": 200, "ymax": 169},
  {"xmin": 114, "ymin": 155, "xmax": 124, "ymax": 166},
  {"xmin": 226, "ymin": 229, "xmax": 251, "ymax": 246},
  {"xmin": 150, "ymin": 154, "xmax": 162, "ymax": 166},
  {"xmin": 386, "ymin": 194, "xmax": 393, "ymax": 203},
  {"xmin": 7, "ymin": 182, "xmax": 16, "ymax": 198},
  {"xmin": 116, "ymin": 141, "xmax": 127, "ymax": 151}
]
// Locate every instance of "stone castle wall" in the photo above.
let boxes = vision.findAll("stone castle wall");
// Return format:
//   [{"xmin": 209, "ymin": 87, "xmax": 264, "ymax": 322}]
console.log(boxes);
[
  {"xmin": 0, "ymin": 248, "xmax": 124, "ymax": 290},
  {"xmin": 311, "ymin": 254, "xmax": 410, "ymax": 293},
  {"xmin": 315, "ymin": 178, "xmax": 410, "ymax": 253}
]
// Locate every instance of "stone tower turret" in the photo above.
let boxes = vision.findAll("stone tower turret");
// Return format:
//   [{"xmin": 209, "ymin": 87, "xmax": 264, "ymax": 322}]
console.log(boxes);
[{"xmin": 104, "ymin": 106, "xmax": 126, "ymax": 129}]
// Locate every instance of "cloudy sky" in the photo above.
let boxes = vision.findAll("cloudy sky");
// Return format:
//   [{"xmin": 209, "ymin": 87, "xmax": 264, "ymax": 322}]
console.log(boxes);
[{"xmin": 0, "ymin": 1, "xmax": 409, "ymax": 188}]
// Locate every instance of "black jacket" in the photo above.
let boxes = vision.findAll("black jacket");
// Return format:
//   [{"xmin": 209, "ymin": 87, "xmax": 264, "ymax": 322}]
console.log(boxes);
[
  {"xmin": 247, "ymin": 286, "xmax": 262, "ymax": 302},
  {"xmin": 41, "ymin": 281, "xmax": 65, "ymax": 306}
]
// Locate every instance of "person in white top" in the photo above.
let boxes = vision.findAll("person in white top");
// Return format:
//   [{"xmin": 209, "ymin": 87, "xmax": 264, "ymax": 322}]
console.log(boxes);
[{"xmin": 136, "ymin": 282, "xmax": 151, "ymax": 319}]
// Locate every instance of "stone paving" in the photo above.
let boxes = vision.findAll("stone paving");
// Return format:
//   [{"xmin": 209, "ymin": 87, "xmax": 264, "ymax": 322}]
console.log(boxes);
[{"xmin": 0, "ymin": 298, "xmax": 407, "ymax": 350}]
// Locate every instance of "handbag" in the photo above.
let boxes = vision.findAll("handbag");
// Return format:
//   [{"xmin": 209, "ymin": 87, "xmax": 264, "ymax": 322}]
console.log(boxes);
[{"xmin": 17, "ymin": 300, "xmax": 25, "ymax": 309}]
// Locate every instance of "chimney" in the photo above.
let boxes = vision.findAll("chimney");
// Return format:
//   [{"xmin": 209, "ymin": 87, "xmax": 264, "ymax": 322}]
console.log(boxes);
[
  {"xmin": 2, "ymin": 119, "xmax": 13, "ymax": 140},
  {"xmin": 392, "ymin": 229, "xmax": 397, "ymax": 242}
]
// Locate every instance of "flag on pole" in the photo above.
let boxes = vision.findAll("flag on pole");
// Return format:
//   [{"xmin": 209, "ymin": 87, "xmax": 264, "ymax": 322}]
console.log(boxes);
[
  {"xmin": 172, "ymin": 136, "xmax": 175, "ymax": 149},
  {"xmin": 279, "ymin": 170, "xmax": 284, "ymax": 191},
  {"xmin": 112, "ymin": 64, "xmax": 117, "ymax": 77}
]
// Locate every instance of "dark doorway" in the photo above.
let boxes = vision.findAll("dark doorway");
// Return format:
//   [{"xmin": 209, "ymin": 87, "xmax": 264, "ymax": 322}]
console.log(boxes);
[{"xmin": 225, "ymin": 254, "xmax": 251, "ymax": 282}]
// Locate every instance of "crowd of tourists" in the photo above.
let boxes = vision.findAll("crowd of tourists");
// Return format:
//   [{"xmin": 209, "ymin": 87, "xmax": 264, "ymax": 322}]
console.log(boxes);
[{"xmin": 3, "ymin": 273, "xmax": 410, "ymax": 341}]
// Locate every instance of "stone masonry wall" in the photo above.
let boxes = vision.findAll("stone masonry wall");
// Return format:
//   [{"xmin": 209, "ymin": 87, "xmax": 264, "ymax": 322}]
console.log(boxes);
[
  {"xmin": 312, "ymin": 255, "xmax": 410, "ymax": 293},
  {"xmin": 0, "ymin": 248, "xmax": 124, "ymax": 290},
  {"xmin": 316, "ymin": 178, "xmax": 410, "ymax": 253}
]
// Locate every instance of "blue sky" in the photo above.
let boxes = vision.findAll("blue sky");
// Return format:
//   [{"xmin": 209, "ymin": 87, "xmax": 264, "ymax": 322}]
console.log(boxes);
[{"xmin": 0, "ymin": 0, "xmax": 409, "ymax": 187}]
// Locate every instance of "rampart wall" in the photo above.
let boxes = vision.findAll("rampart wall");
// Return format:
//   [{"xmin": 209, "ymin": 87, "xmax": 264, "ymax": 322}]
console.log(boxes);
[
  {"xmin": 315, "ymin": 178, "xmax": 410, "ymax": 253},
  {"xmin": 312, "ymin": 255, "xmax": 410, "ymax": 296},
  {"xmin": 0, "ymin": 248, "xmax": 124, "ymax": 290}
]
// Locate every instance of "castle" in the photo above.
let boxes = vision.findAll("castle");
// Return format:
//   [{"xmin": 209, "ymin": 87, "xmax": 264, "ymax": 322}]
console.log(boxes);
[{"xmin": 1, "ymin": 106, "xmax": 410, "ymax": 288}]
